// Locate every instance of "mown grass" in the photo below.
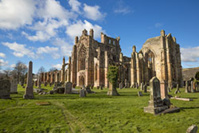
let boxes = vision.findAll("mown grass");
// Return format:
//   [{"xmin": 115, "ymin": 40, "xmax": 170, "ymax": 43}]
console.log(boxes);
[{"xmin": 0, "ymin": 85, "xmax": 199, "ymax": 133}]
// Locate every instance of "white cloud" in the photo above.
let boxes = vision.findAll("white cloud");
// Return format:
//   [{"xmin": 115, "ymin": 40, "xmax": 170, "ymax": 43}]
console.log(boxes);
[
  {"xmin": 83, "ymin": 4, "xmax": 105, "ymax": 21},
  {"xmin": 155, "ymin": 23, "xmax": 163, "ymax": 28},
  {"xmin": 113, "ymin": 1, "xmax": 132, "ymax": 15},
  {"xmin": 181, "ymin": 46, "xmax": 199, "ymax": 62},
  {"xmin": 114, "ymin": 8, "xmax": 131, "ymax": 14},
  {"xmin": 66, "ymin": 20, "xmax": 104, "ymax": 39},
  {"xmin": 2, "ymin": 42, "xmax": 36, "ymax": 58},
  {"xmin": 22, "ymin": 0, "xmax": 74, "ymax": 42},
  {"xmin": 37, "ymin": 46, "xmax": 60, "ymax": 59},
  {"xmin": 0, "ymin": 53, "xmax": 6, "ymax": 58},
  {"xmin": 69, "ymin": 0, "xmax": 81, "ymax": 13},
  {"xmin": 10, "ymin": 64, "xmax": 16, "ymax": 68},
  {"xmin": 52, "ymin": 64, "xmax": 62, "ymax": 69},
  {"xmin": 0, "ymin": 0, "xmax": 36, "ymax": 29},
  {"xmin": 0, "ymin": 59, "xmax": 8, "ymax": 66},
  {"xmin": 53, "ymin": 38, "xmax": 73, "ymax": 57}
]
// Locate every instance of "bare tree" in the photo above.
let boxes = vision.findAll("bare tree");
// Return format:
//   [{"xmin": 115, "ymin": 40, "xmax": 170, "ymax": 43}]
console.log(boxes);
[
  {"xmin": 3, "ymin": 68, "xmax": 11, "ymax": 77},
  {"xmin": 49, "ymin": 67, "xmax": 58, "ymax": 72},
  {"xmin": 14, "ymin": 61, "xmax": 27, "ymax": 84},
  {"xmin": 38, "ymin": 66, "xmax": 46, "ymax": 74}
]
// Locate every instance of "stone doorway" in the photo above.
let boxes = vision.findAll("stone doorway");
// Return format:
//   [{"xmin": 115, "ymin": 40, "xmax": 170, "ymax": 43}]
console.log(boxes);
[{"xmin": 79, "ymin": 76, "xmax": 85, "ymax": 87}]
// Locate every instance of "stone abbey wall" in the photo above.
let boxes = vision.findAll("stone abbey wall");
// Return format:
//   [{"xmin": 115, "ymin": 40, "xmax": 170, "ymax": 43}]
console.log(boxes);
[{"xmin": 41, "ymin": 29, "xmax": 183, "ymax": 88}]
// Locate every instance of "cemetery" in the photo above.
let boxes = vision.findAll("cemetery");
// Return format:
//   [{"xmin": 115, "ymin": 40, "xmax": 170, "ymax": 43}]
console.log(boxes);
[
  {"xmin": 0, "ymin": 29, "xmax": 199, "ymax": 133},
  {"xmin": 0, "ymin": 70, "xmax": 199, "ymax": 132}
]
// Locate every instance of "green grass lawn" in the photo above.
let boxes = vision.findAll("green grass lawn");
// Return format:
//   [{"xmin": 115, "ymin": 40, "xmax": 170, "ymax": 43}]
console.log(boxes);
[{"xmin": 0, "ymin": 85, "xmax": 199, "ymax": 133}]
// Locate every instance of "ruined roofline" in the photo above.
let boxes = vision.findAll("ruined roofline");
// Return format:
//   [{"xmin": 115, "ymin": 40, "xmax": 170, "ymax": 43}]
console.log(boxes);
[{"xmin": 74, "ymin": 29, "xmax": 121, "ymax": 46}]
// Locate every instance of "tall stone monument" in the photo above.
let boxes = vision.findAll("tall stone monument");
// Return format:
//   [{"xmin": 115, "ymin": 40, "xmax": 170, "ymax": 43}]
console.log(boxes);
[
  {"xmin": 144, "ymin": 77, "xmax": 168, "ymax": 115},
  {"xmin": 23, "ymin": 61, "xmax": 34, "ymax": 99}
]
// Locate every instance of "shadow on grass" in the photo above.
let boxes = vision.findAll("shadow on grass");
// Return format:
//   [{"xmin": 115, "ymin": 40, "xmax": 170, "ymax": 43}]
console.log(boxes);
[{"xmin": 180, "ymin": 106, "xmax": 199, "ymax": 110}]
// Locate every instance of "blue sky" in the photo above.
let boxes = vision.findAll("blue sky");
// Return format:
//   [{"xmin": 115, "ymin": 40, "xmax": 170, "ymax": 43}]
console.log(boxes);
[{"xmin": 0, "ymin": 0, "xmax": 199, "ymax": 73}]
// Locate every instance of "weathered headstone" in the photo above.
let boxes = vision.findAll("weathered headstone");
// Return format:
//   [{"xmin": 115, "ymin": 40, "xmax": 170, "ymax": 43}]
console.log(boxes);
[
  {"xmin": 138, "ymin": 91, "xmax": 143, "ymax": 96},
  {"xmin": 91, "ymin": 84, "xmax": 94, "ymax": 89},
  {"xmin": 79, "ymin": 88, "xmax": 86, "ymax": 97},
  {"xmin": 97, "ymin": 86, "xmax": 99, "ymax": 89},
  {"xmin": 144, "ymin": 77, "xmax": 169, "ymax": 115},
  {"xmin": 44, "ymin": 82, "xmax": 47, "ymax": 86},
  {"xmin": 144, "ymin": 84, "xmax": 147, "ymax": 93},
  {"xmin": 72, "ymin": 83, "xmax": 76, "ymax": 89},
  {"xmin": 37, "ymin": 76, "xmax": 41, "ymax": 89},
  {"xmin": 141, "ymin": 82, "xmax": 144, "ymax": 90},
  {"xmin": 186, "ymin": 125, "xmax": 198, "ymax": 133},
  {"xmin": 185, "ymin": 81, "xmax": 189, "ymax": 93},
  {"xmin": 86, "ymin": 86, "xmax": 95, "ymax": 93},
  {"xmin": 64, "ymin": 82, "xmax": 72, "ymax": 94},
  {"xmin": 10, "ymin": 78, "xmax": 18, "ymax": 94},
  {"xmin": 23, "ymin": 61, "xmax": 34, "ymax": 99},
  {"xmin": 0, "ymin": 78, "xmax": 11, "ymax": 99},
  {"xmin": 119, "ymin": 82, "xmax": 123, "ymax": 89},
  {"xmin": 191, "ymin": 81, "xmax": 194, "ymax": 93},
  {"xmin": 100, "ymin": 86, "xmax": 103, "ymax": 90}
]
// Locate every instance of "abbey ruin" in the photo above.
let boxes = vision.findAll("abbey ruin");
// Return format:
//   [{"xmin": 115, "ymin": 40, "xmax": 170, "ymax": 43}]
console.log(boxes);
[{"xmin": 40, "ymin": 29, "xmax": 183, "ymax": 88}]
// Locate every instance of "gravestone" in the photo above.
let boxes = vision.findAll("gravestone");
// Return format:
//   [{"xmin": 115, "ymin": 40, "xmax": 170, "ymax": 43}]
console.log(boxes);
[
  {"xmin": 191, "ymin": 81, "xmax": 194, "ymax": 93},
  {"xmin": 97, "ymin": 86, "xmax": 99, "ymax": 89},
  {"xmin": 144, "ymin": 77, "xmax": 169, "ymax": 115},
  {"xmin": 119, "ymin": 82, "xmax": 123, "ymax": 89},
  {"xmin": 86, "ymin": 86, "xmax": 95, "ymax": 93},
  {"xmin": 91, "ymin": 84, "xmax": 94, "ymax": 89},
  {"xmin": 0, "ymin": 78, "xmax": 11, "ymax": 99},
  {"xmin": 144, "ymin": 84, "xmax": 147, "ymax": 93},
  {"xmin": 141, "ymin": 82, "xmax": 144, "ymax": 90},
  {"xmin": 138, "ymin": 91, "xmax": 143, "ymax": 96},
  {"xmin": 185, "ymin": 81, "xmax": 189, "ymax": 93},
  {"xmin": 37, "ymin": 76, "xmax": 41, "ymax": 89},
  {"xmin": 23, "ymin": 61, "xmax": 34, "ymax": 99},
  {"xmin": 72, "ymin": 83, "xmax": 76, "ymax": 89},
  {"xmin": 100, "ymin": 86, "xmax": 103, "ymax": 90},
  {"xmin": 44, "ymin": 82, "xmax": 47, "ymax": 86},
  {"xmin": 174, "ymin": 84, "xmax": 180, "ymax": 94},
  {"xmin": 64, "ymin": 82, "xmax": 72, "ymax": 94},
  {"xmin": 160, "ymin": 80, "xmax": 168, "ymax": 99},
  {"xmin": 79, "ymin": 88, "xmax": 86, "ymax": 97},
  {"xmin": 10, "ymin": 78, "xmax": 18, "ymax": 94},
  {"xmin": 186, "ymin": 125, "xmax": 198, "ymax": 133}
]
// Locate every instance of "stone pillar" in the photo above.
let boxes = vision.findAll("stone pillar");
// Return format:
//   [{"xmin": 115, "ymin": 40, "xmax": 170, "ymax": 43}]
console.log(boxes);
[
  {"xmin": 104, "ymin": 51, "xmax": 109, "ymax": 88},
  {"xmin": 160, "ymin": 80, "xmax": 168, "ymax": 99},
  {"xmin": 71, "ymin": 45, "xmax": 77, "ymax": 85},
  {"xmin": 166, "ymin": 38, "xmax": 173, "ymax": 87},
  {"xmin": 185, "ymin": 81, "xmax": 189, "ymax": 93},
  {"xmin": 61, "ymin": 57, "xmax": 66, "ymax": 82},
  {"xmin": 131, "ymin": 46, "xmax": 137, "ymax": 87},
  {"xmin": 24, "ymin": 61, "xmax": 34, "ymax": 99},
  {"xmin": 67, "ymin": 57, "xmax": 71, "ymax": 82},
  {"xmin": 160, "ymin": 30, "xmax": 168, "ymax": 82},
  {"xmin": 136, "ymin": 53, "xmax": 141, "ymax": 85}
]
